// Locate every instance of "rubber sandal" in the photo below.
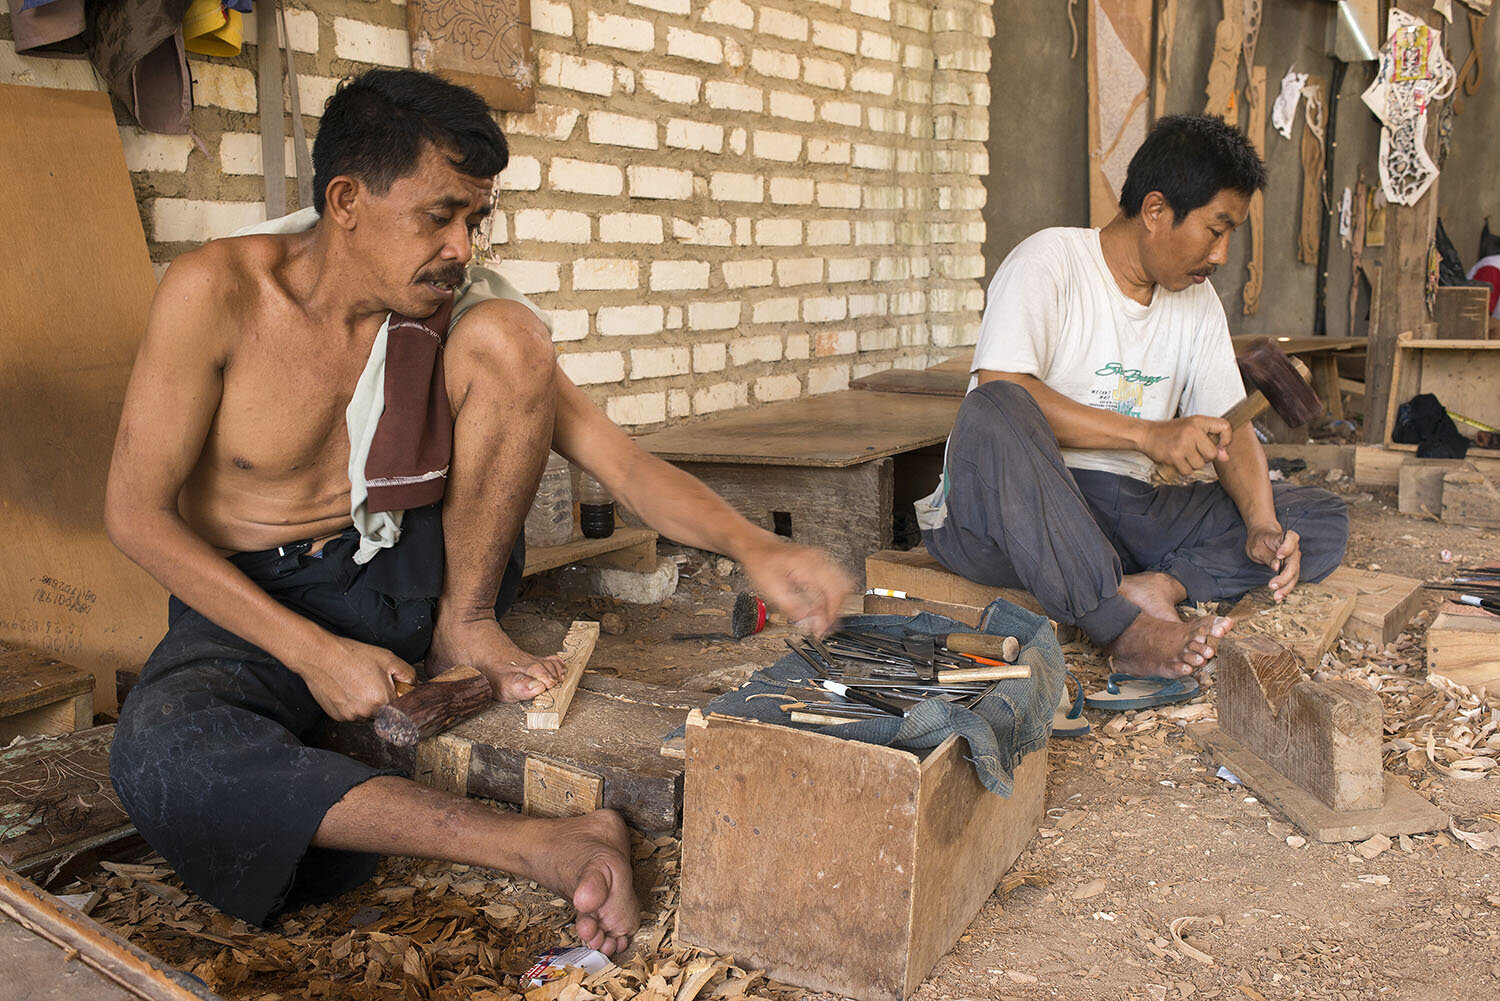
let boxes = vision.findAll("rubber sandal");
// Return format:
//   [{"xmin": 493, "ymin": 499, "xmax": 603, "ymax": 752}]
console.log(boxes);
[
  {"xmin": 1050, "ymin": 671, "xmax": 1090, "ymax": 737},
  {"xmin": 1083, "ymin": 672, "xmax": 1200, "ymax": 712}
]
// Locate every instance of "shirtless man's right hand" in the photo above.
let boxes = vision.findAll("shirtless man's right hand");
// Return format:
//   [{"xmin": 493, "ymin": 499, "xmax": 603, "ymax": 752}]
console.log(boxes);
[
  {"xmin": 293, "ymin": 634, "xmax": 417, "ymax": 721},
  {"xmin": 1142, "ymin": 415, "xmax": 1231, "ymax": 475}
]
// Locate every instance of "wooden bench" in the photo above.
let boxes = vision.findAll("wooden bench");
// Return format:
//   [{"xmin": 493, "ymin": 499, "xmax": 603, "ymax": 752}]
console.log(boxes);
[
  {"xmin": 636, "ymin": 391, "xmax": 961, "ymax": 585},
  {"xmin": 0, "ymin": 643, "xmax": 95, "ymax": 745},
  {"xmin": 522, "ymin": 525, "xmax": 658, "ymax": 576}
]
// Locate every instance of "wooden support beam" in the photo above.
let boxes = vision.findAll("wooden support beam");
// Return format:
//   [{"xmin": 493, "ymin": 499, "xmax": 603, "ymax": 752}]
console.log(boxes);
[
  {"xmin": 1215, "ymin": 634, "xmax": 1384, "ymax": 813},
  {"xmin": 1353, "ymin": 445, "xmax": 1408, "ymax": 488},
  {"xmin": 1365, "ymin": 1, "xmax": 1447, "ymax": 444},
  {"xmin": 525, "ymin": 620, "xmax": 600, "ymax": 730}
]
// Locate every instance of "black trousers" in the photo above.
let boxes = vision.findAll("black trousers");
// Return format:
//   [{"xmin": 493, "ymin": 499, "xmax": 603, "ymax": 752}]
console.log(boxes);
[
  {"xmin": 109, "ymin": 504, "xmax": 524, "ymax": 926},
  {"xmin": 922, "ymin": 381, "xmax": 1349, "ymax": 646}
]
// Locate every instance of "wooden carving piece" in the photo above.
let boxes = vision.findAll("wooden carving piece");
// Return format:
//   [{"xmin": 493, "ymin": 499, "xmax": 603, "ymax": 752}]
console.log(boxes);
[
  {"xmin": 1298, "ymin": 79, "xmax": 1327, "ymax": 265},
  {"xmin": 1203, "ymin": 0, "xmax": 1243, "ymax": 118},
  {"xmin": 525, "ymin": 620, "xmax": 601, "ymax": 730},
  {"xmin": 408, "ymin": 0, "xmax": 537, "ymax": 112},
  {"xmin": 1243, "ymin": 65, "xmax": 1267, "ymax": 315}
]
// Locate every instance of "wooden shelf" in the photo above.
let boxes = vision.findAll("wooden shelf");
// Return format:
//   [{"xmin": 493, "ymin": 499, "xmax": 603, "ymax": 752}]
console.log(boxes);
[
  {"xmin": 522, "ymin": 525, "xmax": 657, "ymax": 576},
  {"xmin": 1384, "ymin": 331, "xmax": 1500, "ymax": 453}
]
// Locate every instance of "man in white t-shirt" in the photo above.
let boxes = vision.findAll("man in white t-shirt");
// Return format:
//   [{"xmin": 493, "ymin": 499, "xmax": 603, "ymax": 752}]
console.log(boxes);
[{"xmin": 917, "ymin": 115, "xmax": 1348, "ymax": 680}]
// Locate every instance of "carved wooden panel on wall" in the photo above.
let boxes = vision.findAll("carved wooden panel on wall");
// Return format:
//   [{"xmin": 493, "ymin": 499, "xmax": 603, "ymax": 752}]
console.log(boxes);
[{"xmin": 409, "ymin": 0, "xmax": 537, "ymax": 112}]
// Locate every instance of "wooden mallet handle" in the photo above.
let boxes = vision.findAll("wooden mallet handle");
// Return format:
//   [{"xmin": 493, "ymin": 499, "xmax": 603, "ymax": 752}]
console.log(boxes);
[{"xmin": 375, "ymin": 665, "xmax": 493, "ymax": 747}]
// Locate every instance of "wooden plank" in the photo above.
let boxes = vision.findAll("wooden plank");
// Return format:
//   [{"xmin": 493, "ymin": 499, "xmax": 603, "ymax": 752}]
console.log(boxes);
[
  {"xmin": 523, "ymin": 758, "xmax": 604, "ymax": 818},
  {"xmin": 1262, "ymin": 443, "xmax": 1356, "ymax": 476},
  {"xmin": 1216, "ymin": 635, "xmax": 1384, "ymax": 812},
  {"xmin": 1232, "ymin": 335, "xmax": 1367, "ymax": 357},
  {"xmin": 1426, "ymin": 603, "xmax": 1500, "ymax": 692},
  {"xmin": 1222, "ymin": 584, "xmax": 1355, "ymax": 670},
  {"xmin": 525, "ymin": 620, "xmax": 600, "ymax": 729},
  {"xmin": 0, "ymin": 84, "xmax": 168, "ymax": 714},
  {"xmin": 0, "ymin": 866, "xmax": 224, "ymax": 1000},
  {"xmin": 849, "ymin": 366, "xmax": 967, "ymax": 397},
  {"xmin": 0, "ymin": 727, "xmax": 135, "ymax": 878},
  {"xmin": 1319, "ymin": 567, "xmax": 1424, "ymax": 648},
  {"xmin": 865, "ymin": 547, "xmax": 1044, "ymax": 616},
  {"xmin": 675, "ymin": 459, "xmax": 892, "ymax": 587},
  {"xmin": 635, "ymin": 391, "xmax": 960, "ymax": 468},
  {"xmin": 522, "ymin": 526, "xmax": 657, "ymax": 576},
  {"xmin": 679, "ymin": 710, "xmax": 1044, "ymax": 1001},
  {"xmin": 0, "ymin": 912, "xmax": 138, "ymax": 1000},
  {"xmin": 325, "ymin": 676, "xmax": 713, "ymax": 833},
  {"xmin": 1189, "ymin": 722, "xmax": 1449, "ymax": 842},
  {"xmin": 0, "ymin": 693, "xmax": 93, "ymax": 746},
  {"xmin": 1442, "ymin": 469, "xmax": 1500, "ymax": 528},
  {"xmin": 1398, "ymin": 459, "xmax": 1470, "ymax": 517}
]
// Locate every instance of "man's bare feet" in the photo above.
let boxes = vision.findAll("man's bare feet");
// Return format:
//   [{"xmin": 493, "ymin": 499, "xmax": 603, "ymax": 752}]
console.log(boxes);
[
  {"xmin": 1106, "ymin": 613, "xmax": 1233, "ymax": 679},
  {"xmin": 522, "ymin": 810, "xmax": 640, "ymax": 955},
  {"xmin": 1117, "ymin": 572, "xmax": 1188, "ymax": 622},
  {"xmin": 427, "ymin": 616, "xmax": 565, "ymax": 702}
]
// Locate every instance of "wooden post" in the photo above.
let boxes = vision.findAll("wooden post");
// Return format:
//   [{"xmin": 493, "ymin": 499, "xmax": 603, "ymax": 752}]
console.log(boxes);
[{"xmin": 1364, "ymin": 0, "xmax": 1445, "ymax": 443}]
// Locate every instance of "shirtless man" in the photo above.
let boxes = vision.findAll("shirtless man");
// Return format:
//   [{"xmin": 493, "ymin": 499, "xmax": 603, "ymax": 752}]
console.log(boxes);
[
  {"xmin": 105, "ymin": 69, "xmax": 850, "ymax": 953},
  {"xmin": 917, "ymin": 115, "xmax": 1347, "ymax": 680}
]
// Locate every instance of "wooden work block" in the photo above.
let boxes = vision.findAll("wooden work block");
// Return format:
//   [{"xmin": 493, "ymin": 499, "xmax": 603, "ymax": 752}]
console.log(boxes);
[
  {"xmin": 1319, "ymin": 567, "xmax": 1424, "ymax": 648},
  {"xmin": 1353, "ymin": 445, "xmax": 1408, "ymax": 488},
  {"xmin": 1426, "ymin": 600, "xmax": 1500, "ymax": 692},
  {"xmin": 1188, "ymin": 722, "xmax": 1448, "ymax": 843},
  {"xmin": 1442, "ymin": 468, "xmax": 1500, "ymax": 528},
  {"xmin": 0, "ymin": 644, "xmax": 94, "ymax": 745},
  {"xmin": 1223, "ymin": 584, "xmax": 1354, "ymax": 669},
  {"xmin": 1261, "ymin": 443, "xmax": 1355, "ymax": 476},
  {"xmin": 1216, "ymin": 635, "xmax": 1384, "ymax": 813},
  {"xmin": 849, "ymin": 366, "xmax": 967, "ymax": 397},
  {"xmin": 1398, "ymin": 459, "xmax": 1469, "ymax": 517},
  {"xmin": 865, "ymin": 547, "xmax": 1044, "ymax": 616},
  {"xmin": 679, "ymin": 711, "xmax": 1045, "ymax": 1001},
  {"xmin": 326, "ymin": 676, "xmax": 713, "ymax": 834},
  {"xmin": 0, "ymin": 727, "xmax": 135, "ymax": 881}
]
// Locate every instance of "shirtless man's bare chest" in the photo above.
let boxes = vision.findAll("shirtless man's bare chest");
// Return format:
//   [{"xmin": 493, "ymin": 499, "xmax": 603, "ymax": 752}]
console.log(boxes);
[{"xmin": 175, "ymin": 236, "xmax": 387, "ymax": 553}]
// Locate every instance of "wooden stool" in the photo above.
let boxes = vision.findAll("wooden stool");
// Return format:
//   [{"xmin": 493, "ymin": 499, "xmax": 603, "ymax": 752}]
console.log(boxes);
[{"xmin": 0, "ymin": 643, "xmax": 94, "ymax": 745}]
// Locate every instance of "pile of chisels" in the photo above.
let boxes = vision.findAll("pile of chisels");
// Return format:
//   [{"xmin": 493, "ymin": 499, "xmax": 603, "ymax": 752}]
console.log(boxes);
[{"xmin": 776, "ymin": 627, "xmax": 1030, "ymax": 723}]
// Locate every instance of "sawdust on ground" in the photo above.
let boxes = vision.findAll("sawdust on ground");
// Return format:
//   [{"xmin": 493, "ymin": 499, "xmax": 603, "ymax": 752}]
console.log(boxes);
[{"xmin": 73, "ymin": 473, "xmax": 1500, "ymax": 1001}]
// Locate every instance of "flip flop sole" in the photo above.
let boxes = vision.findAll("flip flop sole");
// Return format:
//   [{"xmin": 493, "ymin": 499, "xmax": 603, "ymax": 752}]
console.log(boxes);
[{"xmin": 1084, "ymin": 677, "xmax": 1200, "ymax": 712}]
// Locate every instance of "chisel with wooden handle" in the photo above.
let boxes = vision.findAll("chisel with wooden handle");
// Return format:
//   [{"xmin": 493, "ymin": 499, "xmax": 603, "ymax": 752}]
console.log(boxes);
[{"xmin": 931, "ymin": 632, "xmax": 1022, "ymax": 663}]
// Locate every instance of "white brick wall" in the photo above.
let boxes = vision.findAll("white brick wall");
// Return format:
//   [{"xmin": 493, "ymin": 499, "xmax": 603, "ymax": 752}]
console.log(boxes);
[{"xmin": 117, "ymin": 0, "xmax": 992, "ymax": 428}]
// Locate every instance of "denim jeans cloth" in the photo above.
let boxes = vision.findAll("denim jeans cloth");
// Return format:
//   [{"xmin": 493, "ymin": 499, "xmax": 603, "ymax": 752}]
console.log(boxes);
[
  {"xmin": 110, "ymin": 503, "xmax": 525, "ymax": 927},
  {"xmin": 696, "ymin": 598, "xmax": 1065, "ymax": 798}
]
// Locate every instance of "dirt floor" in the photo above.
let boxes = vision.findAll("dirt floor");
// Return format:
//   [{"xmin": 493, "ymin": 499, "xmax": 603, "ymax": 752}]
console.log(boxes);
[{"xmin": 74, "ymin": 468, "xmax": 1500, "ymax": 1001}]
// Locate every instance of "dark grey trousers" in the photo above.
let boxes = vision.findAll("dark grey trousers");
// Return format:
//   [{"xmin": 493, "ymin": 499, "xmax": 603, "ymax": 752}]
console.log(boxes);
[{"xmin": 922, "ymin": 381, "xmax": 1349, "ymax": 646}]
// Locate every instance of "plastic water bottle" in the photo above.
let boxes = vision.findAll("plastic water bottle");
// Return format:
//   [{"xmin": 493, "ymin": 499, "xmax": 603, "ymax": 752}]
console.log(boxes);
[
  {"xmin": 524, "ymin": 452, "xmax": 574, "ymax": 547},
  {"xmin": 578, "ymin": 471, "xmax": 615, "ymax": 539}
]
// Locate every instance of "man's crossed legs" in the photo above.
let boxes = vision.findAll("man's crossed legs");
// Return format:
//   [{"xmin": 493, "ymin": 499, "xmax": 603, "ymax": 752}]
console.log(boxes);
[{"xmin": 922, "ymin": 381, "xmax": 1348, "ymax": 678}]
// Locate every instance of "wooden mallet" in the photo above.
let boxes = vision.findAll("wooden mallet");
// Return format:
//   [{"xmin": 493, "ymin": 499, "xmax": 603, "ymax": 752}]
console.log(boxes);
[
  {"xmin": 1155, "ymin": 336, "xmax": 1324, "ymax": 481},
  {"xmin": 374, "ymin": 665, "xmax": 494, "ymax": 747}
]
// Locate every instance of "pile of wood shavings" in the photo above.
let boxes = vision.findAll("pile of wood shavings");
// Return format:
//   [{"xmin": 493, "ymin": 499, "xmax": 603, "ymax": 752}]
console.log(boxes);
[{"xmin": 73, "ymin": 826, "xmax": 808, "ymax": 1001}]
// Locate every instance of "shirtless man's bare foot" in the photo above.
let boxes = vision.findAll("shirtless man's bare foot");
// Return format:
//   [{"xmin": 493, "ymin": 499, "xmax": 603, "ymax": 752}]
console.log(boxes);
[
  {"xmin": 427, "ymin": 615, "xmax": 565, "ymax": 702},
  {"xmin": 315, "ymin": 778, "xmax": 640, "ymax": 954}
]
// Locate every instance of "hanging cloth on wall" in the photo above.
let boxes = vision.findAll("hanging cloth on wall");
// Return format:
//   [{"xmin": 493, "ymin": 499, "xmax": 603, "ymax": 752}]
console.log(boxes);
[
  {"xmin": 85, "ymin": 0, "xmax": 194, "ymax": 135},
  {"xmin": 8, "ymin": 0, "xmax": 86, "ymax": 56},
  {"xmin": 182, "ymin": 0, "xmax": 248, "ymax": 57}
]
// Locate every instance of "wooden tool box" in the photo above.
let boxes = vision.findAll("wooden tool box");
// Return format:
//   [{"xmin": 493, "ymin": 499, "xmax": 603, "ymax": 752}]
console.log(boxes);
[{"xmin": 678, "ymin": 710, "xmax": 1046, "ymax": 1001}]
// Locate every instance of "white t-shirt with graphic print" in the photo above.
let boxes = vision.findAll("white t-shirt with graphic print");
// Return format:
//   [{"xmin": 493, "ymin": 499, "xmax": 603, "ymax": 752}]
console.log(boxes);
[{"xmin": 965, "ymin": 226, "xmax": 1245, "ymax": 482}]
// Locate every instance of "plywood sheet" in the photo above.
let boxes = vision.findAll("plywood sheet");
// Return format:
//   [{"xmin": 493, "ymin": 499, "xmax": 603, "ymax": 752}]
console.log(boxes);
[
  {"xmin": 849, "ymin": 367, "xmax": 968, "ymax": 397},
  {"xmin": 0, "ymin": 85, "xmax": 167, "ymax": 712},
  {"xmin": 635, "ymin": 391, "xmax": 960, "ymax": 467}
]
